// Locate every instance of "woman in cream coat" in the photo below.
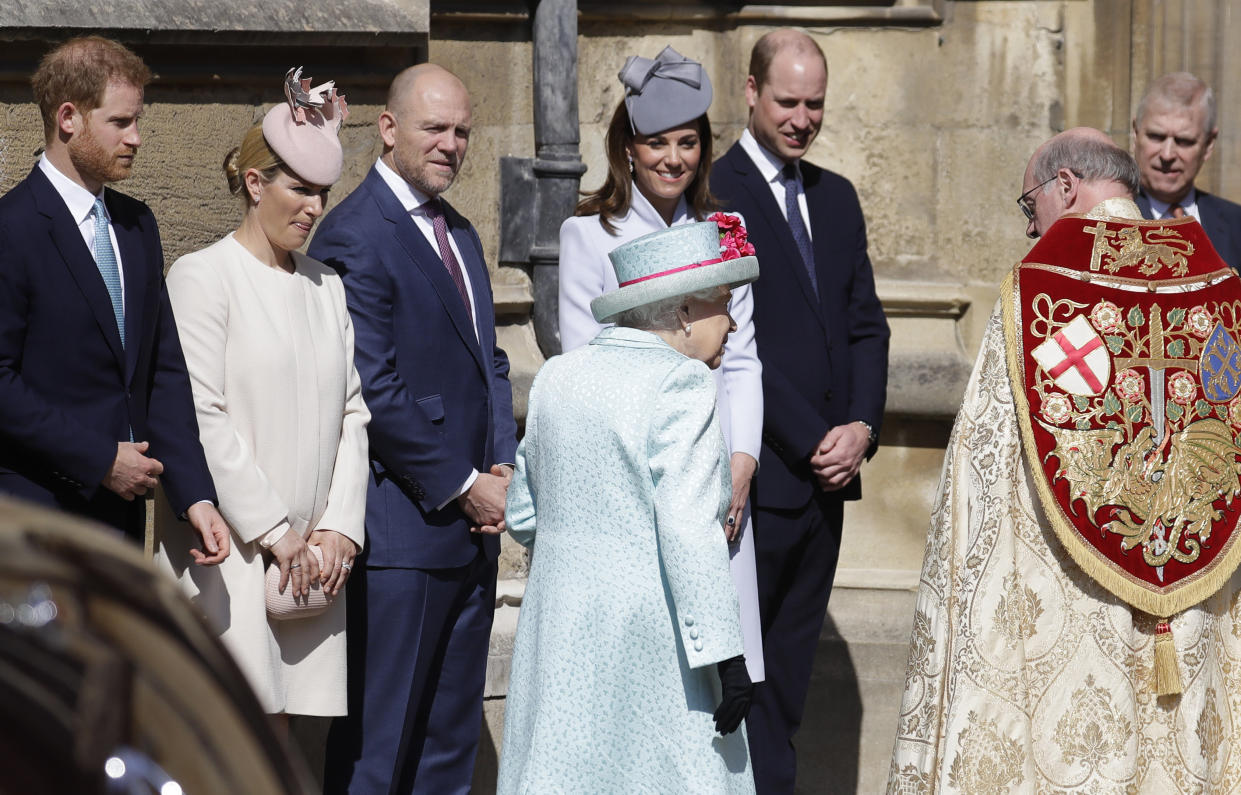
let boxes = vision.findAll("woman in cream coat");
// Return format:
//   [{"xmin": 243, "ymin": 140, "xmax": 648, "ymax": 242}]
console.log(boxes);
[
  {"xmin": 559, "ymin": 47, "xmax": 764, "ymax": 681},
  {"xmin": 155, "ymin": 75, "xmax": 368, "ymax": 718}
]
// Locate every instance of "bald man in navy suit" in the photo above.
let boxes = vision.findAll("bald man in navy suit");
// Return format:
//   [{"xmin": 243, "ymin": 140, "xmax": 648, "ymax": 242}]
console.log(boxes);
[{"xmin": 1132, "ymin": 72, "xmax": 1241, "ymax": 271}]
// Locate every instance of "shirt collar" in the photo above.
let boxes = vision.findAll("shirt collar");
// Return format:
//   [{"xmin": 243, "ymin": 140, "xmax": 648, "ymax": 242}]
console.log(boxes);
[
  {"xmin": 374, "ymin": 156, "xmax": 434, "ymax": 213},
  {"xmin": 38, "ymin": 154, "xmax": 106, "ymax": 226},
  {"xmin": 739, "ymin": 128, "xmax": 797, "ymax": 186},
  {"xmin": 1146, "ymin": 187, "xmax": 1198, "ymax": 220},
  {"xmin": 625, "ymin": 184, "xmax": 692, "ymax": 229}
]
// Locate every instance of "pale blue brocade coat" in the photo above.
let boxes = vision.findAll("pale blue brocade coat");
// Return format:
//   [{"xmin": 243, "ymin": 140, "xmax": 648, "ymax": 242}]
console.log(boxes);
[{"xmin": 498, "ymin": 326, "xmax": 754, "ymax": 794}]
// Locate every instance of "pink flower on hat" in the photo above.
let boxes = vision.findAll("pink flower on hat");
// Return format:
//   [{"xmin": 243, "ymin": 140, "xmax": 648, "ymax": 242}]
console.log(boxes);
[{"xmin": 709, "ymin": 212, "xmax": 756, "ymax": 260}]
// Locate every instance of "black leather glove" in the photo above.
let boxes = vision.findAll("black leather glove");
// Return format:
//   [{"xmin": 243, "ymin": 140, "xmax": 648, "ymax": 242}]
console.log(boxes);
[{"xmin": 713, "ymin": 654, "xmax": 754, "ymax": 735}]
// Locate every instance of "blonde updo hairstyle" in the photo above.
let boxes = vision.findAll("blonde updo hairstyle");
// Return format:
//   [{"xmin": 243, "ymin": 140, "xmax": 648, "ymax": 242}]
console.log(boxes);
[{"xmin": 223, "ymin": 121, "xmax": 283, "ymax": 205}]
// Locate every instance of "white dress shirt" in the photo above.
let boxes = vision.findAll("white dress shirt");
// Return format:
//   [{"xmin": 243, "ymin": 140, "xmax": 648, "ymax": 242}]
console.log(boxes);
[
  {"xmin": 38, "ymin": 154, "xmax": 126, "ymax": 309},
  {"xmin": 374, "ymin": 157, "xmax": 484, "ymax": 508},
  {"xmin": 374, "ymin": 157, "xmax": 478, "ymax": 339},
  {"xmin": 738, "ymin": 128, "xmax": 812, "ymax": 241},
  {"xmin": 1147, "ymin": 187, "xmax": 1201, "ymax": 223}
]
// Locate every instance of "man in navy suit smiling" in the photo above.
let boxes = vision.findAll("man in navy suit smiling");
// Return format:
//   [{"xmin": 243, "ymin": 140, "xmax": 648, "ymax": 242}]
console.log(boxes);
[
  {"xmin": 0, "ymin": 36, "xmax": 227, "ymax": 562},
  {"xmin": 710, "ymin": 29, "xmax": 890, "ymax": 794},
  {"xmin": 313, "ymin": 64, "xmax": 517, "ymax": 794},
  {"xmin": 1132, "ymin": 72, "xmax": 1241, "ymax": 271}
]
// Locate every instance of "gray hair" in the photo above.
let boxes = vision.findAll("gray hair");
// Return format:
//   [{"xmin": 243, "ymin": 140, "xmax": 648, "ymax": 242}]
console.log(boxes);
[
  {"xmin": 1031, "ymin": 135, "xmax": 1140, "ymax": 196},
  {"xmin": 613, "ymin": 286, "xmax": 725, "ymax": 331},
  {"xmin": 1135, "ymin": 72, "xmax": 1216, "ymax": 136}
]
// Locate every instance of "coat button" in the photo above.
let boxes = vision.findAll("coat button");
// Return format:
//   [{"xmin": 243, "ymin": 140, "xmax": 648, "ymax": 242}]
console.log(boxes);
[
  {"xmin": 693, "ymin": 640, "xmax": 704, "ymax": 652},
  {"xmin": 824, "ymin": 390, "xmax": 833, "ymax": 401},
  {"xmin": 689, "ymin": 628, "xmax": 700, "ymax": 640},
  {"xmin": 684, "ymin": 615, "xmax": 695, "ymax": 627}
]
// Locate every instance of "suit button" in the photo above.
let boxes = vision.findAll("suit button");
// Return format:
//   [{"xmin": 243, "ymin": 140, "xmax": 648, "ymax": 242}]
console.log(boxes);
[
  {"xmin": 824, "ymin": 390, "xmax": 833, "ymax": 401},
  {"xmin": 693, "ymin": 640, "xmax": 704, "ymax": 652},
  {"xmin": 689, "ymin": 628, "xmax": 700, "ymax": 640},
  {"xmin": 684, "ymin": 615, "xmax": 695, "ymax": 627}
]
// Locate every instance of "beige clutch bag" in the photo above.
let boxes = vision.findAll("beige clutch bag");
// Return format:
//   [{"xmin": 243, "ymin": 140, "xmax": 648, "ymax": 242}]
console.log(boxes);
[{"xmin": 265, "ymin": 544, "xmax": 332, "ymax": 620}]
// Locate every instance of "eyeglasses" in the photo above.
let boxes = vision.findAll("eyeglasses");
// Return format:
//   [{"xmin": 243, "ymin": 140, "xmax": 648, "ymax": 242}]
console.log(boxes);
[{"xmin": 1017, "ymin": 175, "xmax": 1057, "ymax": 221}]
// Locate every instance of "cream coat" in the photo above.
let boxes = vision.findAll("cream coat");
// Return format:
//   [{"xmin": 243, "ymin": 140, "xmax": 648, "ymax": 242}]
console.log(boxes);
[{"xmin": 154, "ymin": 234, "xmax": 369, "ymax": 715}]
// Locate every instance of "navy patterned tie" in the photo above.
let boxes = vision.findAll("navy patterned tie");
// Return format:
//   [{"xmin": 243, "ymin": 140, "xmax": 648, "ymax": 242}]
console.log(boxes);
[
  {"xmin": 92, "ymin": 197, "xmax": 125, "ymax": 346},
  {"xmin": 422, "ymin": 198, "xmax": 474, "ymax": 326},
  {"xmin": 779, "ymin": 163, "xmax": 817, "ymax": 297}
]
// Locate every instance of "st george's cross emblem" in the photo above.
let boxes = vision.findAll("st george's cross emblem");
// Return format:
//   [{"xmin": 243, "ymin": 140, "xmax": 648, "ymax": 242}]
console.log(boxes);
[
  {"xmin": 1003, "ymin": 209, "xmax": 1241, "ymax": 694},
  {"xmin": 1031, "ymin": 314, "xmax": 1109, "ymax": 395}
]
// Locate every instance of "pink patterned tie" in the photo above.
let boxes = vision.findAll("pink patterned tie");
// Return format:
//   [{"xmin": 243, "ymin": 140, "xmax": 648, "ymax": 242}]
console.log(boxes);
[{"xmin": 422, "ymin": 198, "xmax": 473, "ymax": 324}]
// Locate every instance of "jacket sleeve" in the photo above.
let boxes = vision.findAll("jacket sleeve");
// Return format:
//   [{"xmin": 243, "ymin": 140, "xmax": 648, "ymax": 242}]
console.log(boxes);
[
  {"xmin": 145, "ymin": 217, "xmax": 218, "ymax": 516},
  {"xmin": 471, "ymin": 225, "xmax": 519, "ymax": 465},
  {"xmin": 649, "ymin": 358, "xmax": 744, "ymax": 669},
  {"xmin": 314, "ymin": 275, "xmax": 371, "ymax": 548},
  {"xmin": 0, "ymin": 221, "xmax": 115, "ymax": 496},
  {"xmin": 842, "ymin": 199, "xmax": 890, "ymax": 453},
  {"xmin": 557, "ymin": 217, "xmax": 608, "ymax": 352},
  {"xmin": 504, "ymin": 369, "xmax": 542, "ymax": 549},
  {"xmin": 312, "ymin": 221, "xmax": 473, "ymax": 511},
  {"xmin": 165, "ymin": 255, "xmax": 285, "ymax": 541},
  {"xmin": 720, "ymin": 280, "xmax": 763, "ymax": 461}
]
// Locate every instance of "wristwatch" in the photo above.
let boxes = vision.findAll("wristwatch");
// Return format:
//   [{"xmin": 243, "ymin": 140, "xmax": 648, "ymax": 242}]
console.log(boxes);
[{"xmin": 855, "ymin": 420, "xmax": 877, "ymax": 445}]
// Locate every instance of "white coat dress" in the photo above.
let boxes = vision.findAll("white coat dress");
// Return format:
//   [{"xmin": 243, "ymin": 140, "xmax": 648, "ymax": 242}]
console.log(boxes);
[
  {"xmin": 558, "ymin": 191, "xmax": 765, "ymax": 680},
  {"xmin": 154, "ymin": 233, "xmax": 370, "ymax": 715}
]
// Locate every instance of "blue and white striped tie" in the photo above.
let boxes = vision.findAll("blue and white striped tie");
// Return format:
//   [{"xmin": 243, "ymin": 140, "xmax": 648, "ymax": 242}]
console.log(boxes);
[{"xmin": 92, "ymin": 197, "xmax": 124, "ymax": 347}]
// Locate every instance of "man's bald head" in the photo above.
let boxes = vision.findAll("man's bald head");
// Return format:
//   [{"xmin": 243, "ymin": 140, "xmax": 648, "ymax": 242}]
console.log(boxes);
[
  {"xmin": 1020, "ymin": 127, "xmax": 1139, "ymax": 238},
  {"xmin": 379, "ymin": 63, "xmax": 472, "ymax": 197}
]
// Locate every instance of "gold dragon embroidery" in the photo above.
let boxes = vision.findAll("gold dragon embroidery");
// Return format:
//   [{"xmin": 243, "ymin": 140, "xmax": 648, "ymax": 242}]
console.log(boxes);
[{"xmin": 1040, "ymin": 417, "xmax": 1241, "ymax": 572}]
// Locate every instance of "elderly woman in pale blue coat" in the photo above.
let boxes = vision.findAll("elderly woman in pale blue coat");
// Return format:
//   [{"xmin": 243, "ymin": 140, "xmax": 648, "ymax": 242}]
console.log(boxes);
[
  {"xmin": 499, "ymin": 221, "xmax": 759, "ymax": 794},
  {"xmin": 559, "ymin": 46, "xmax": 765, "ymax": 682}
]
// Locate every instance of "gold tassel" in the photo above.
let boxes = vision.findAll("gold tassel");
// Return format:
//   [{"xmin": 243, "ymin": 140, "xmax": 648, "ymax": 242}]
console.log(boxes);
[{"xmin": 1154, "ymin": 621, "xmax": 1183, "ymax": 696}]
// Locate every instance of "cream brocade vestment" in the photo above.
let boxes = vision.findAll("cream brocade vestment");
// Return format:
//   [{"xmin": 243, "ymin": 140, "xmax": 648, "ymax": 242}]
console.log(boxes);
[{"xmin": 889, "ymin": 209, "xmax": 1241, "ymax": 793}]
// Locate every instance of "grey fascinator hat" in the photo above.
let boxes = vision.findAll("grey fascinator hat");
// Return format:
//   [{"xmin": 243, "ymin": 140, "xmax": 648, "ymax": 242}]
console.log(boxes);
[{"xmin": 618, "ymin": 45, "xmax": 713, "ymax": 136}]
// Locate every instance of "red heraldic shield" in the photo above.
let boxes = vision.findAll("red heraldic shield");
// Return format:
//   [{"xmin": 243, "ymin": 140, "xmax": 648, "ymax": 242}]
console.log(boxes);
[{"xmin": 1003, "ymin": 212, "xmax": 1241, "ymax": 617}]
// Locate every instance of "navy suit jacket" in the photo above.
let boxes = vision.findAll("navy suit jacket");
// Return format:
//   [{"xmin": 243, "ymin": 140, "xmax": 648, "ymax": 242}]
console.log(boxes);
[
  {"xmin": 309, "ymin": 167, "xmax": 518, "ymax": 569},
  {"xmin": 1137, "ymin": 188, "xmax": 1241, "ymax": 272},
  {"xmin": 710, "ymin": 142, "xmax": 890, "ymax": 510},
  {"xmin": 0, "ymin": 167, "xmax": 215, "ymax": 534}
]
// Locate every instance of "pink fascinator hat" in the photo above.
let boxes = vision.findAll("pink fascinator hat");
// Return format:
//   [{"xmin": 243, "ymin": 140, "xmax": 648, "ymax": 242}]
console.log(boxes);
[{"xmin": 261, "ymin": 66, "xmax": 349, "ymax": 186}]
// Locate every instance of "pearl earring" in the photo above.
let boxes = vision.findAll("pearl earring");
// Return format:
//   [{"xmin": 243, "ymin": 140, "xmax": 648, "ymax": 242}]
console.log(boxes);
[{"xmin": 684, "ymin": 323, "xmax": 693, "ymax": 334}]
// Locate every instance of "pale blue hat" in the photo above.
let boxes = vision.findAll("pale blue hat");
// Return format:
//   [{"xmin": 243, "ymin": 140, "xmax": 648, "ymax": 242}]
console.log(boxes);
[
  {"xmin": 591, "ymin": 221, "xmax": 759, "ymax": 323},
  {"xmin": 618, "ymin": 46, "xmax": 713, "ymax": 136}
]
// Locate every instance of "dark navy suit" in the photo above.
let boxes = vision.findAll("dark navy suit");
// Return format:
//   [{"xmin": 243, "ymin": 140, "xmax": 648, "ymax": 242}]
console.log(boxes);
[
  {"xmin": 0, "ymin": 166, "xmax": 214, "ymax": 537},
  {"xmin": 711, "ymin": 141, "xmax": 889, "ymax": 793},
  {"xmin": 1137, "ymin": 188, "xmax": 1241, "ymax": 272},
  {"xmin": 311, "ymin": 166, "xmax": 517, "ymax": 794}
]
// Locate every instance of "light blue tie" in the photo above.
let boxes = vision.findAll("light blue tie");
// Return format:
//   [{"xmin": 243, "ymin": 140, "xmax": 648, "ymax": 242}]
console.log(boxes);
[{"xmin": 92, "ymin": 197, "xmax": 124, "ymax": 347}]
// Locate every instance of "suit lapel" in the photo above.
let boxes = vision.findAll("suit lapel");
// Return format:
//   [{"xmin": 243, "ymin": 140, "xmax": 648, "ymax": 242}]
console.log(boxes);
[
  {"xmin": 1135, "ymin": 191, "xmax": 1155, "ymax": 220},
  {"xmin": 30, "ymin": 169, "xmax": 126, "ymax": 371},
  {"xmin": 368, "ymin": 171, "xmax": 486, "ymax": 376},
  {"xmin": 107, "ymin": 190, "xmax": 146, "ymax": 384},
  {"xmin": 449, "ymin": 217, "xmax": 494, "ymax": 355},
  {"xmin": 725, "ymin": 146, "xmax": 826, "ymax": 330}
]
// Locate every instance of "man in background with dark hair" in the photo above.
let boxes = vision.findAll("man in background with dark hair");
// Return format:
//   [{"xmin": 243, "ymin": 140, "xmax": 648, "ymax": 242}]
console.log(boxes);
[
  {"xmin": 0, "ymin": 36, "xmax": 227, "ymax": 562},
  {"xmin": 1132, "ymin": 72, "xmax": 1241, "ymax": 270},
  {"xmin": 710, "ymin": 27, "xmax": 890, "ymax": 794}
]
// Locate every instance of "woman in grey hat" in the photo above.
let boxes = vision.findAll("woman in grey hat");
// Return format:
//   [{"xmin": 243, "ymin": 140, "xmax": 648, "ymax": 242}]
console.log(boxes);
[
  {"xmin": 559, "ymin": 45, "xmax": 766, "ymax": 685},
  {"xmin": 500, "ymin": 220, "xmax": 759, "ymax": 793}
]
